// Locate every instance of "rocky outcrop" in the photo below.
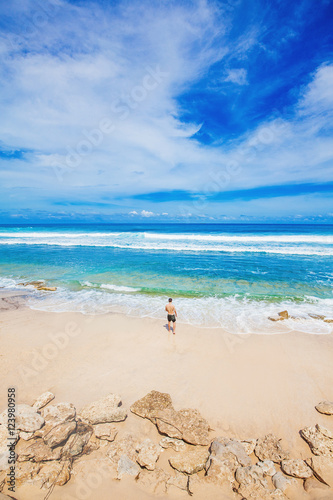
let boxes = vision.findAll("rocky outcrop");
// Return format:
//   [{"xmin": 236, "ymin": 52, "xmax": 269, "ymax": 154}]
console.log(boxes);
[
  {"xmin": 15, "ymin": 405, "xmax": 44, "ymax": 433},
  {"xmin": 32, "ymin": 392, "xmax": 55, "ymax": 410},
  {"xmin": 17, "ymin": 439, "xmax": 62, "ymax": 462},
  {"xmin": 155, "ymin": 408, "xmax": 210, "ymax": 445},
  {"xmin": 169, "ymin": 446, "xmax": 209, "ymax": 474},
  {"xmin": 41, "ymin": 402, "xmax": 76, "ymax": 424},
  {"xmin": 255, "ymin": 434, "xmax": 289, "ymax": 463},
  {"xmin": 37, "ymin": 420, "xmax": 77, "ymax": 448},
  {"xmin": 306, "ymin": 456, "xmax": 333, "ymax": 486},
  {"xmin": 280, "ymin": 458, "xmax": 312, "ymax": 478},
  {"xmin": 79, "ymin": 394, "xmax": 127, "ymax": 424},
  {"xmin": 315, "ymin": 401, "xmax": 333, "ymax": 415},
  {"xmin": 235, "ymin": 464, "xmax": 271, "ymax": 499},
  {"xmin": 300, "ymin": 424, "xmax": 333, "ymax": 456},
  {"xmin": 130, "ymin": 390, "xmax": 174, "ymax": 423}
]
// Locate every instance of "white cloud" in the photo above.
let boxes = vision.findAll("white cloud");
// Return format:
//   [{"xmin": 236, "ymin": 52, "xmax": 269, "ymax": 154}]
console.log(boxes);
[
  {"xmin": 141, "ymin": 210, "xmax": 154, "ymax": 217},
  {"xmin": 224, "ymin": 68, "xmax": 248, "ymax": 85}
]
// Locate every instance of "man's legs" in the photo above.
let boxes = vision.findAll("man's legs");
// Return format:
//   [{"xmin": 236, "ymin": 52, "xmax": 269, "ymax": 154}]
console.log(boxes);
[
  {"xmin": 173, "ymin": 320, "xmax": 176, "ymax": 334},
  {"xmin": 168, "ymin": 320, "xmax": 171, "ymax": 332}
]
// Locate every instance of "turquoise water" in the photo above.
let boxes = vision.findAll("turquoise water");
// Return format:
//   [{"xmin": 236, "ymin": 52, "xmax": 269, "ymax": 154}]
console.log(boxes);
[{"xmin": 0, "ymin": 223, "xmax": 332, "ymax": 333}]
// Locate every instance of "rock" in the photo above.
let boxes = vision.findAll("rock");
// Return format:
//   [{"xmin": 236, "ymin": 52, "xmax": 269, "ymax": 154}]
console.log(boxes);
[
  {"xmin": 278, "ymin": 310, "xmax": 289, "ymax": 319},
  {"xmin": 15, "ymin": 461, "xmax": 40, "ymax": 486},
  {"xmin": 17, "ymin": 439, "xmax": 62, "ymax": 462},
  {"xmin": 19, "ymin": 431, "xmax": 34, "ymax": 441},
  {"xmin": 257, "ymin": 460, "xmax": 276, "ymax": 476},
  {"xmin": 107, "ymin": 434, "xmax": 138, "ymax": 464},
  {"xmin": 37, "ymin": 286, "xmax": 57, "ymax": 291},
  {"xmin": 306, "ymin": 456, "xmax": 333, "ymax": 486},
  {"xmin": 270, "ymin": 490, "xmax": 288, "ymax": 499},
  {"xmin": 235, "ymin": 465, "xmax": 272, "ymax": 500},
  {"xmin": 136, "ymin": 439, "xmax": 161, "ymax": 470},
  {"xmin": 93, "ymin": 423, "xmax": 118, "ymax": 441},
  {"xmin": 155, "ymin": 408, "xmax": 210, "ymax": 445},
  {"xmin": 169, "ymin": 446, "xmax": 209, "ymax": 475},
  {"xmin": 62, "ymin": 422, "xmax": 93, "ymax": 458},
  {"xmin": 137, "ymin": 467, "xmax": 170, "ymax": 494},
  {"xmin": 38, "ymin": 420, "xmax": 76, "ymax": 448},
  {"xmin": 281, "ymin": 458, "xmax": 312, "ymax": 478},
  {"xmin": 84, "ymin": 433, "xmax": 101, "ymax": 453},
  {"xmin": 37, "ymin": 460, "xmax": 71, "ymax": 488},
  {"xmin": 324, "ymin": 318, "xmax": 333, "ymax": 323},
  {"xmin": 211, "ymin": 437, "xmax": 252, "ymax": 467},
  {"xmin": 32, "ymin": 391, "xmax": 55, "ymax": 410},
  {"xmin": 42, "ymin": 402, "xmax": 76, "ymax": 424},
  {"xmin": 117, "ymin": 455, "xmax": 140, "ymax": 479},
  {"xmin": 316, "ymin": 401, "xmax": 333, "ymax": 415},
  {"xmin": 304, "ymin": 476, "xmax": 332, "ymax": 494},
  {"xmin": 269, "ymin": 315, "xmax": 284, "ymax": 322},
  {"xmin": 79, "ymin": 394, "xmax": 126, "ymax": 424},
  {"xmin": 309, "ymin": 314, "xmax": 326, "ymax": 320},
  {"xmin": 159, "ymin": 436, "xmax": 186, "ymax": 452},
  {"xmin": 316, "ymin": 423, "xmax": 333, "ymax": 439},
  {"xmin": 255, "ymin": 434, "xmax": 289, "ymax": 463},
  {"xmin": 167, "ymin": 471, "xmax": 189, "ymax": 491},
  {"xmin": 272, "ymin": 471, "xmax": 297, "ymax": 492},
  {"xmin": 205, "ymin": 437, "xmax": 251, "ymax": 487},
  {"xmin": 14, "ymin": 405, "xmax": 44, "ymax": 433},
  {"xmin": 130, "ymin": 390, "xmax": 174, "ymax": 423},
  {"xmin": 241, "ymin": 439, "xmax": 257, "ymax": 455},
  {"xmin": 300, "ymin": 424, "xmax": 333, "ymax": 456}
]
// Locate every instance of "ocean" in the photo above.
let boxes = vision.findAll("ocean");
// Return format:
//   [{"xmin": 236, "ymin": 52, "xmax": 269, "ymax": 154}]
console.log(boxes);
[{"xmin": 0, "ymin": 223, "xmax": 332, "ymax": 334}]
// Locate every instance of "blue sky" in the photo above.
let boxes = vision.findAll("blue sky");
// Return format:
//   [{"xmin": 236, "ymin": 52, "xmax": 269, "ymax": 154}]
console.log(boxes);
[{"xmin": 0, "ymin": 0, "xmax": 332, "ymax": 222}]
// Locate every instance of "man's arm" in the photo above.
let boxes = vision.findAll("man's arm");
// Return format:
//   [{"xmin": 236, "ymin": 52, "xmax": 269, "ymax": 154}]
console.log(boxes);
[{"xmin": 174, "ymin": 308, "xmax": 177, "ymax": 317}]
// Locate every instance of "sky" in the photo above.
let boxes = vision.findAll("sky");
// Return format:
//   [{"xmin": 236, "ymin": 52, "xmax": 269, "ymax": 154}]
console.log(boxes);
[{"xmin": 0, "ymin": 0, "xmax": 332, "ymax": 223}]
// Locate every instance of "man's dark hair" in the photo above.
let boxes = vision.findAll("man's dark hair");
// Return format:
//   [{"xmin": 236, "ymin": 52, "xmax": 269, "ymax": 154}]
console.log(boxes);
[{"xmin": 168, "ymin": 298, "xmax": 172, "ymax": 302}]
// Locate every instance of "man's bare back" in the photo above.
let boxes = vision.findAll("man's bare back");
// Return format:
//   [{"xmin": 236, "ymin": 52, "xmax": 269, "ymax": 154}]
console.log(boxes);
[{"xmin": 165, "ymin": 298, "xmax": 177, "ymax": 334}]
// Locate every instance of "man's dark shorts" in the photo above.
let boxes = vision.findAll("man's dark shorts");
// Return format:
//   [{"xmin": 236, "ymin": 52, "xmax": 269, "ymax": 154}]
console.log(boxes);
[{"xmin": 167, "ymin": 314, "xmax": 176, "ymax": 322}]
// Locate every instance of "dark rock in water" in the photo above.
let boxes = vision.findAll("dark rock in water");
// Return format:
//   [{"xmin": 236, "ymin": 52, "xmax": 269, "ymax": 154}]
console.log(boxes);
[{"xmin": 278, "ymin": 310, "xmax": 289, "ymax": 319}]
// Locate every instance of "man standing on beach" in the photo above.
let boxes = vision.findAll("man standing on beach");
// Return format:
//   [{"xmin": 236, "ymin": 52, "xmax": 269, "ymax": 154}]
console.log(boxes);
[{"xmin": 165, "ymin": 298, "xmax": 177, "ymax": 334}]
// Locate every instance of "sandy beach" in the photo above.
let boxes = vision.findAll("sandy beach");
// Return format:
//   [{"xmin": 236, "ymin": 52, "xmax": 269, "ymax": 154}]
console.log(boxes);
[{"xmin": 1, "ymin": 292, "xmax": 333, "ymax": 499}]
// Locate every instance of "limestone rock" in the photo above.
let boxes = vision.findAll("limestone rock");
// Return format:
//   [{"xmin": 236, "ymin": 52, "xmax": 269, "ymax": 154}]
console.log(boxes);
[
  {"xmin": 268, "ymin": 315, "xmax": 284, "ymax": 322},
  {"xmin": 117, "ymin": 455, "xmax": 140, "ymax": 479},
  {"xmin": 278, "ymin": 310, "xmax": 289, "ymax": 319},
  {"xmin": 37, "ymin": 286, "xmax": 57, "ymax": 291},
  {"xmin": 62, "ymin": 422, "xmax": 93, "ymax": 458},
  {"xmin": 40, "ymin": 420, "xmax": 76, "ymax": 448},
  {"xmin": 107, "ymin": 434, "xmax": 138, "ymax": 464},
  {"xmin": 316, "ymin": 401, "xmax": 333, "ymax": 416},
  {"xmin": 79, "ymin": 394, "xmax": 126, "ymax": 424},
  {"xmin": 32, "ymin": 391, "xmax": 55, "ymax": 410},
  {"xmin": 15, "ymin": 405, "xmax": 44, "ymax": 433},
  {"xmin": 156, "ymin": 408, "xmax": 210, "ymax": 445},
  {"xmin": 235, "ymin": 465, "xmax": 272, "ymax": 500},
  {"xmin": 306, "ymin": 456, "xmax": 333, "ymax": 486},
  {"xmin": 270, "ymin": 490, "xmax": 288, "ymax": 499},
  {"xmin": 137, "ymin": 467, "xmax": 170, "ymax": 494},
  {"xmin": 272, "ymin": 471, "xmax": 297, "ymax": 492},
  {"xmin": 136, "ymin": 439, "xmax": 161, "ymax": 470},
  {"xmin": 304, "ymin": 476, "xmax": 331, "ymax": 494},
  {"xmin": 316, "ymin": 423, "xmax": 333, "ymax": 439},
  {"xmin": 255, "ymin": 434, "xmax": 289, "ymax": 463},
  {"xmin": 17, "ymin": 439, "xmax": 62, "ymax": 462},
  {"xmin": 130, "ymin": 390, "xmax": 174, "ymax": 423},
  {"xmin": 93, "ymin": 423, "xmax": 118, "ymax": 441},
  {"xmin": 211, "ymin": 438, "xmax": 252, "ymax": 467},
  {"xmin": 300, "ymin": 424, "xmax": 333, "ymax": 456},
  {"xmin": 15, "ymin": 461, "xmax": 40, "ymax": 486},
  {"xmin": 169, "ymin": 446, "xmax": 209, "ymax": 475},
  {"xmin": 42, "ymin": 402, "xmax": 76, "ymax": 424},
  {"xmin": 38, "ymin": 460, "xmax": 71, "ymax": 488},
  {"xmin": 281, "ymin": 458, "xmax": 312, "ymax": 478},
  {"xmin": 159, "ymin": 436, "xmax": 186, "ymax": 452},
  {"xmin": 167, "ymin": 471, "xmax": 189, "ymax": 491},
  {"xmin": 241, "ymin": 439, "xmax": 257, "ymax": 456},
  {"xmin": 257, "ymin": 460, "xmax": 276, "ymax": 476},
  {"xmin": 84, "ymin": 433, "xmax": 101, "ymax": 453},
  {"xmin": 19, "ymin": 431, "xmax": 34, "ymax": 441},
  {"xmin": 205, "ymin": 437, "xmax": 251, "ymax": 487}
]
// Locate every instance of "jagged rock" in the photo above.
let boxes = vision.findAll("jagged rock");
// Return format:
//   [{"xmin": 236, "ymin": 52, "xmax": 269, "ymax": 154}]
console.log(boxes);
[
  {"xmin": 300, "ymin": 424, "xmax": 333, "ymax": 456},
  {"xmin": 167, "ymin": 471, "xmax": 190, "ymax": 491},
  {"xmin": 281, "ymin": 458, "xmax": 312, "ymax": 478},
  {"xmin": 316, "ymin": 424, "xmax": 333, "ymax": 439},
  {"xmin": 79, "ymin": 394, "xmax": 126, "ymax": 424},
  {"xmin": 155, "ymin": 408, "xmax": 210, "ymax": 445},
  {"xmin": 15, "ymin": 405, "xmax": 44, "ymax": 433},
  {"xmin": 270, "ymin": 490, "xmax": 288, "ymax": 499},
  {"xmin": 257, "ymin": 460, "xmax": 276, "ymax": 476},
  {"xmin": 272, "ymin": 471, "xmax": 297, "ymax": 492},
  {"xmin": 212, "ymin": 438, "xmax": 252, "ymax": 466},
  {"xmin": 19, "ymin": 431, "xmax": 34, "ymax": 441},
  {"xmin": 62, "ymin": 422, "xmax": 93, "ymax": 458},
  {"xmin": 159, "ymin": 436, "xmax": 186, "ymax": 452},
  {"xmin": 241, "ymin": 439, "xmax": 257, "ymax": 455},
  {"xmin": 93, "ymin": 423, "xmax": 118, "ymax": 441},
  {"xmin": 84, "ymin": 434, "xmax": 101, "ymax": 453},
  {"xmin": 137, "ymin": 467, "xmax": 170, "ymax": 494},
  {"xmin": 306, "ymin": 456, "xmax": 333, "ymax": 486},
  {"xmin": 41, "ymin": 402, "xmax": 76, "ymax": 424},
  {"xmin": 117, "ymin": 455, "xmax": 140, "ymax": 479},
  {"xmin": 316, "ymin": 401, "xmax": 333, "ymax": 415},
  {"xmin": 304, "ymin": 476, "xmax": 332, "ymax": 494},
  {"xmin": 205, "ymin": 437, "xmax": 251, "ymax": 487},
  {"xmin": 32, "ymin": 391, "xmax": 55, "ymax": 410},
  {"xmin": 15, "ymin": 461, "xmax": 40, "ymax": 485},
  {"xmin": 136, "ymin": 439, "xmax": 161, "ymax": 470},
  {"xmin": 107, "ymin": 434, "xmax": 138, "ymax": 464},
  {"xmin": 235, "ymin": 465, "xmax": 272, "ymax": 499},
  {"xmin": 37, "ymin": 460, "xmax": 71, "ymax": 488},
  {"xmin": 130, "ymin": 390, "xmax": 174, "ymax": 423},
  {"xmin": 268, "ymin": 315, "xmax": 284, "ymax": 322},
  {"xmin": 255, "ymin": 434, "xmax": 289, "ymax": 463},
  {"xmin": 169, "ymin": 446, "xmax": 209, "ymax": 474},
  {"xmin": 38, "ymin": 420, "xmax": 76, "ymax": 448},
  {"xmin": 37, "ymin": 286, "xmax": 57, "ymax": 291},
  {"xmin": 17, "ymin": 439, "xmax": 62, "ymax": 462},
  {"xmin": 278, "ymin": 310, "xmax": 289, "ymax": 319}
]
